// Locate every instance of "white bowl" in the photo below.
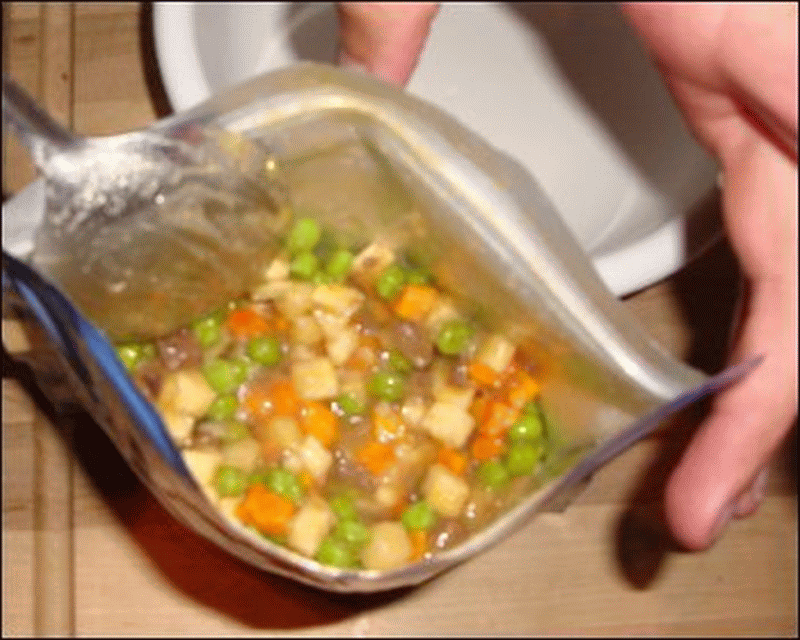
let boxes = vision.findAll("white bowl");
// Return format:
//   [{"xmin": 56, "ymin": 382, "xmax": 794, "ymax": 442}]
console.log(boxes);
[{"xmin": 154, "ymin": 3, "xmax": 717, "ymax": 295}]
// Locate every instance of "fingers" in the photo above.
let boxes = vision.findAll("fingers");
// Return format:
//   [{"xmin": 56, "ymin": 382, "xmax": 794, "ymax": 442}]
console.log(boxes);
[
  {"xmin": 665, "ymin": 133, "xmax": 798, "ymax": 551},
  {"xmin": 336, "ymin": 2, "xmax": 439, "ymax": 86}
]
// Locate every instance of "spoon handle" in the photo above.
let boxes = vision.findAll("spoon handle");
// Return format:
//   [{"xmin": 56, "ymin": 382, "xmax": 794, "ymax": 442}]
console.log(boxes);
[{"xmin": 2, "ymin": 74, "xmax": 78, "ymax": 162}]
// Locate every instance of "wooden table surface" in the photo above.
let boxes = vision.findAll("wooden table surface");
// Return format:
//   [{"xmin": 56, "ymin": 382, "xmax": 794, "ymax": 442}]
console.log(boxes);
[{"xmin": 2, "ymin": 3, "xmax": 797, "ymax": 637}]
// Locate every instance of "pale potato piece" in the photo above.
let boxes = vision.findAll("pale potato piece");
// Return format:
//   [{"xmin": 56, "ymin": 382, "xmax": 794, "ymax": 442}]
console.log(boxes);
[
  {"xmin": 182, "ymin": 448, "xmax": 223, "ymax": 487},
  {"xmin": 157, "ymin": 369, "xmax": 216, "ymax": 418},
  {"xmin": 475, "ymin": 333, "xmax": 516, "ymax": 373},
  {"xmin": 298, "ymin": 434, "xmax": 334, "ymax": 482},
  {"xmin": 420, "ymin": 401, "xmax": 476, "ymax": 448},
  {"xmin": 292, "ymin": 357, "xmax": 339, "ymax": 400},
  {"xmin": 361, "ymin": 522, "xmax": 413, "ymax": 570},
  {"xmin": 286, "ymin": 497, "xmax": 335, "ymax": 557},
  {"xmin": 422, "ymin": 464, "xmax": 470, "ymax": 517}
]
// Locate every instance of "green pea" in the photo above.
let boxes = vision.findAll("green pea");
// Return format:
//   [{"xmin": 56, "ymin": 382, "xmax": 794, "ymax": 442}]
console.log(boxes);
[
  {"xmin": 508, "ymin": 413, "xmax": 543, "ymax": 442},
  {"xmin": 311, "ymin": 271, "xmax": 335, "ymax": 285},
  {"xmin": 206, "ymin": 395, "xmax": 238, "ymax": 421},
  {"xmin": 325, "ymin": 248, "xmax": 354, "ymax": 281},
  {"xmin": 116, "ymin": 343, "xmax": 143, "ymax": 371},
  {"xmin": 435, "ymin": 319, "xmax": 474, "ymax": 355},
  {"xmin": 247, "ymin": 468, "xmax": 271, "ymax": 487},
  {"xmin": 337, "ymin": 393, "xmax": 366, "ymax": 416},
  {"xmin": 290, "ymin": 251, "xmax": 319, "ymax": 280},
  {"xmin": 265, "ymin": 468, "xmax": 304, "ymax": 504},
  {"xmin": 202, "ymin": 359, "xmax": 248, "ymax": 394},
  {"xmin": 387, "ymin": 349, "xmax": 412, "ymax": 374},
  {"xmin": 375, "ymin": 264, "xmax": 407, "ymax": 300},
  {"xmin": 224, "ymin": 420, "xmax": 251, "ymax": 444},
  {"xmin": 140, "ymin": 343, "xmax": 157, "ymax": 362},
  {"xmin": 287, "ymin": 217, "xmax": 321, "ymax": 254},
  {"xmin": 191, "ymin": 315, "xmax": 222, "ymax": 348},
  {"xmin": 315, "ymin": 537, "xmax": 355, "ymax": 568},
  {"xmin": 214, "ymin": 465, "xmax": 247, "ymax": 497},
  {"xmin": 506, "ymin": 441, "xmax": 541, "ymax": 477},
  {"xmin": 404, "ymin": 266, "xmax": 431, "ymax": 285},
  {"xmin": 330, "ymin": 494, "xmax": 359, "ymax": 522},
  {"xmin": 247, "ymin": 336, "xmax": 282, "ymax": 366},
  {"xmin": 477, "ymin": 459, "xmax": 510, "ymax": 489},
  {"xmin": 368, "ymin": 371, "xmax": 406, "ymax": 402},
  {"xmin": 401, "ymin": 501, "xmax": 436, "ymax": 531},
  {"xmin": 332, "ymin": 519, "xmax": 369, "ymax": 547}
]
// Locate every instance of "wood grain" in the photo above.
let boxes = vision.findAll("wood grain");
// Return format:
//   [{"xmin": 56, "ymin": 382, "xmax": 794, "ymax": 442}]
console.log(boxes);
[{"xmin": 2, "ymin": 3, "xmax": 797, "ymax": 637}]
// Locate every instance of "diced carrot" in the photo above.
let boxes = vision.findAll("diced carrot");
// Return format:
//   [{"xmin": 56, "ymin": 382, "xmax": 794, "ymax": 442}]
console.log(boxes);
[
  {"xmin": 225, "ymin": 308, "xmax": 272, "ymax": 338},
  {"xmin": 356, "ymin": 441, "xmax": 396, "ymax": 475},
  {"xmin": 297, "ymin": 470, "xmax": 316, "ymax": 491},
  {"xmin": 391, "ymin": 497, "xmax": 409, "ymax": 519},
  {"xmin": 471, "ymin": 434, "xmax": 504, "ymax": 460},
  {"xmin": 392, "ymin": 284, "xmax": 438, "ymax": 322},
  {"xmin": 244, "ymin": 379, "xmax": 300, "ymax": 418},
  {"xmin": 437, "ymin": 447, "xmax": 468, "ymax": 476},
  {"xmin": 409, "ymin": 529, "xmax": 428, "ymax": 560},
  {"xmin": 469, "ymin": 392, "xmax": 492, "ymax": 425},
  {"xmin": 300, "ymin": 400, "xmax": 339, "ymax": 448},
  {"xmin": 479, "ymin": 400, "xmax": 520, "ymax": 437},
  {"xmin": 468, "ymin": 361, "xmax": 501, "ymax": 388},
  {"xmin": 235, "ymin": 485, "xmax": 295, "ymax": 536},
  {"xmin": 505, "ymin": 369, "xmax": 541, "ymax": 408},
  {"xmin": 269, "ymin": 379, "xmax": 301, "ymax": 416}
]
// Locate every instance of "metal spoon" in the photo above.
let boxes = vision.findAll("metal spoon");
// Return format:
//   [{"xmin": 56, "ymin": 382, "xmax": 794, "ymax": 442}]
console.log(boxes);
[{"xmin": 2, "ymin": 74, "xmax": 291, "ymax": 341}]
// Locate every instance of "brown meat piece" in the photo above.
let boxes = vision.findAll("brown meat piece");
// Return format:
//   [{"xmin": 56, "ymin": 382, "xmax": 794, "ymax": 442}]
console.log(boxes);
[{"xmin": 157, "ymin": 328, "xmax": 202, "ymax": 370}]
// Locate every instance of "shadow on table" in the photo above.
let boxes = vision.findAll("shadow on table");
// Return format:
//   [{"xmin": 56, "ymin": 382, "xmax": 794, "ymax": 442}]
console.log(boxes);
[{"xmin": 612, "ymin": 234, "xmax": 798, "ymax": 590}]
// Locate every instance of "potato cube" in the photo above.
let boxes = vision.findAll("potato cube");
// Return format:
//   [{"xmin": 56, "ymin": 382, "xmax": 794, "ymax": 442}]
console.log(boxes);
[
  {"xmin": 420, "ymin": 401, "xmax": 476, "ymax": 448},
  {"xmin": 292, "ymin": 357, "xmax": 339, "ymax": 400},
  {"xmin": 251, "ymin": 279, "xmax": 292, "ymax": 302},
  {"xmin": 291, "ymin": 315, "xmax": 323, "ymax": 346},
  {"xmin": 286, "ymin": 496, "xmax": 335, "ymax": 557},
  {"xmin": 476, "ymin": 333, "xmax": 516, "ymax": 373},
  {"xmin": 360, "ymin": 522, "xmax": 413, "ymax": 570},
  {"xmin": 160, "ymin": 410, "xmax": 196, "ymax": 442},
  {"xmin": 265, "ymin": 416, "xmax": 303, "ymax": 448},
  {"xmin": 222, "ymin": 438, "xmax": 261, "ymax": 471},
  {"xmin": 435, "ymin": 384, "xmax": 476, "ymax": 410},
  {"xmin": 422, "ymin": 464, "xmax": 470, "ymax": 517},
  {"xmin": 311, "ymin": 284, "xmax": 365, "ymax": 318},
  {"xmin": 157, "ymin": 370, "xmax": 216, "ymax": 418},
  {"xmin": 264, "ymin": 257, "xmax": 290, "ymax": 281},
  {"xmin": 401, "ymin": 395, "xmax": 427, "ymax": 427},
  {"xmin": 182, "ymin": 448, "xmax": 223, "ymax": 487},
  {"xmin": 298, "ymin": 434, "xmax": 334, "ymax": 482},
  {"xmin": 275, "ymin": 282, "xmax": 315, "ymax": 318},
  {"xmin": 424, "ymin": 297, "xmax": 460, "ymax": 334},
  {"xmin": 312, "ymin": 309, "xmax": 348, "ymax": 339},
  {"xmin": 326, "ymin": 327, "xmax": 360, "ymax": 365}
]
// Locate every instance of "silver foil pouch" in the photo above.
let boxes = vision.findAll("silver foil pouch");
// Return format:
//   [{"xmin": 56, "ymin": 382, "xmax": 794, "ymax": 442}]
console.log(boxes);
[{"xmin": 2, "ymin": 63, "xmax": 708, "ymax": 592}]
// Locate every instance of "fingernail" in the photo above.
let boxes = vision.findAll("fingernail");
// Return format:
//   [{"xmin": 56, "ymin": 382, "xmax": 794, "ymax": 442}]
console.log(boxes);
[
  {"xmin": 710, "ymin": 502, "xmax": 735, "ymax": 542},
  {"xmin": 733, "ymin": 467, "xmax": 769, "ymax": 518}
]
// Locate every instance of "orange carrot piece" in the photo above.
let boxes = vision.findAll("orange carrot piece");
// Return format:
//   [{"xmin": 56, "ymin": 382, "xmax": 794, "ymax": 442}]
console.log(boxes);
[
  {"xmin": 225, "ymin": 308, "xmax": 271, "ymax": 338},
  {"xmin": 235, "ymin": 485, "xmax": 295, "ymax": 536},
  {"xmin": 356, "ymin": 441, "xmax": 396, "ymax": 475},
  {"xmin": 471, "ymin": 434, "xmax": 504, "ymax": 460},
  {"xmin": 505, "ymin": 369, "xmax": 541, "ymax": 408},
  {"xmin": 469, "ymin": 361, "xmax": 500, "ymax": 388},
  {"xmin": 409, "ymin": 529, "xmax": 428, "ymax": 560},
  {"xmin": 437, "ymin": 447, "xmax": 468, "ymax": 476},
  {"xmin": 300, "ymin": 400, "xmax": 339, "ymax": 448},
  {"xmin": 297, "ymin": 470, "xmax": 316, "ymax": 491},
  {"xmin": 392, "ymin": 284, "xmax": 438, "ymax": 321},
  {"xmin": 479, "ymin": 401, "xmax": 520, "ymax": 437},
  {"xmin": 244, "ymin": 379, "xmax": 300, "ymax": 418}
]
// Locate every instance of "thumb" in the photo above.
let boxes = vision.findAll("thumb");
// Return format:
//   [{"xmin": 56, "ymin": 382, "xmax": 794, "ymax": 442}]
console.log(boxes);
[{"xmin": 336, "ymin": 2, "xmax": 439, "ymax": 87}]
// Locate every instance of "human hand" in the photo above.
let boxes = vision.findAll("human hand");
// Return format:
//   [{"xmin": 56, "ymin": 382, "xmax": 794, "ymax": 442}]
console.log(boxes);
[{"xmin": 335, "ymin": 2, "xmax": 798, "ymax": 550}]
